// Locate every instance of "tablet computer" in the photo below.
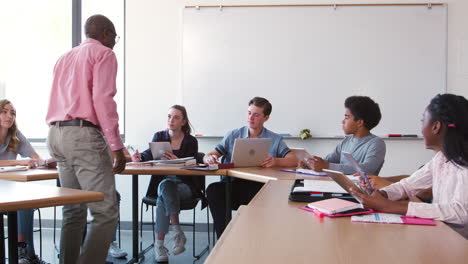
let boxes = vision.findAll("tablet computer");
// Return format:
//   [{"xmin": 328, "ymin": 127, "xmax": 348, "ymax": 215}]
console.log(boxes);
[
  {"xmin": 291, "ymin": 148, "xmax": 313, "ymax": 162},
  {"xmin": 323, "ymin": 169, "xmax": 368, "ymax": 202},
  {"xmin": 149, "ymin": 142, "xmax": 173, "ymax": 160},
  {"xmin": 342, "ymin": 152, "xmax": 374, "ymax": 192}
]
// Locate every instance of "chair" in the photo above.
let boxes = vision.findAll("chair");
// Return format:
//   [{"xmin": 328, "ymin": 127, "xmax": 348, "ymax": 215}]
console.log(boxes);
[
  {"xmin": 139, "ymin": 152, "xmax": 211, "ymax": 259},
  {"xmin": 33, "ymin": 208, "xmax": 42, "ymax": 258}
]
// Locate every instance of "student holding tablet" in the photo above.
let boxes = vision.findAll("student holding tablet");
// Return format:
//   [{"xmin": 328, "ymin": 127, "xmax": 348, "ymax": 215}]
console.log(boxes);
[
  {"xmin": 204, "ymin": 97, "xmax": 297, "ymax": 238},
  {"xmin": 131, "ymin": 105, "xmax": 203, "ymax": 262},
  {"xmin": 351, "ymin": 94, "xmax": 468, "ymax": 239},
  {"xmin": 299, "ymin": 96, "xmax": 386, "ymax": 175}
]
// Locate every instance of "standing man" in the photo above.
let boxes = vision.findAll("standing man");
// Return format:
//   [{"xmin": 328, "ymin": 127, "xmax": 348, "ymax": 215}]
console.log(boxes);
[{"xmin": 46, "ymin": 15, "xmax": 126, "ymax": 264}]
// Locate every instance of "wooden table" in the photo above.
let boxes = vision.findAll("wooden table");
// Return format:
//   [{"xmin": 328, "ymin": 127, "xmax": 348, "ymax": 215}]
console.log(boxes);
[
  {"xmin": 0, "ymin": 179, "xmax": 104, "ymax": 264},
  {"xmin": 205, "ymin": 180, "xmax": 468, "ymax": 264},
  {"xmin": 120, "ymin": 165, "xmax": 319, "ymax": 263},
  {"xmin": 0, "ymin": 168, "xmax": 58, "ymax": 182},
  {"xmin": 227, "ymin": 167, "xmax": 298, "ymax": 182}
]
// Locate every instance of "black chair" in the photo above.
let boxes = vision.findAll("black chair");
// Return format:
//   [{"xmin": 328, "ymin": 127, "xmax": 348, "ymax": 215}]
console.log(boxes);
[
  {"xmin": 139, "ymin": 152, "xmax": 211, "ymax": 259},
  {"xmin": 33, "ymin": 208, "xmax": 42, "ymax": 258}
]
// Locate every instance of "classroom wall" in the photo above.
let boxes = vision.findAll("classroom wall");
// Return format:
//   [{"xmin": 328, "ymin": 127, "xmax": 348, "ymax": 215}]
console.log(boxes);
[{"xmin": 36, "ymin": 0, "xmax": 468, "ymax": 225}]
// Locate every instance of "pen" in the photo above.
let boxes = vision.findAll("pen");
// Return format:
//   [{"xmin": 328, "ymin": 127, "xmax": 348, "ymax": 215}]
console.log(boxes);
[{"xmin": 358, "ymin": 170, "xmax": 374, "ymax": 193}]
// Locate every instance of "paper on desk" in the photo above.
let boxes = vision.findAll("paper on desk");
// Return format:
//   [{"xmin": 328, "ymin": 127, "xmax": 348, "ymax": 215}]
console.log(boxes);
[
  {"xmin": 127, "ymin": 157, "xmax": 196, "ymax": 166},
  {"xmin": 293, "ymin": 180, "xmax": 348, "ymax": 193},
  {"xmin": 296, "ymin": 168, "xmax": 328, "ymax": 176},
  {"xmin": 0, "ymin": 165, "xmax": 28, "ymax": 173},
  {"xmin": 351, "ymin": 213, "xmax": 403, "ymax": 224}
]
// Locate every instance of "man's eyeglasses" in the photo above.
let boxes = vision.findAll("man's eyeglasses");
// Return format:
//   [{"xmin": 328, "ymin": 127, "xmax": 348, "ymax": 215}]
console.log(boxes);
[{"xmin": 108, "ymin": 29, "xmax": 120, "ymax": 44}]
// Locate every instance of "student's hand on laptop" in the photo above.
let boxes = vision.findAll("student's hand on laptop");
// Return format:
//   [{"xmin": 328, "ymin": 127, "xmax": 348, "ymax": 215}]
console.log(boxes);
[
  {"xmin": 260, "ymin": 156, "xmax": 276, "ymax": 167},
  {"xmin": 309, "ymin": 156, "xmax": 329, "ymax": 172},
  {"xmin": 162, "ymin": 152, "xmax": 178, "ymax": 160},
  {"xmin": 203, "ymin": 154, "xmax": 219, "ymax": 165}
]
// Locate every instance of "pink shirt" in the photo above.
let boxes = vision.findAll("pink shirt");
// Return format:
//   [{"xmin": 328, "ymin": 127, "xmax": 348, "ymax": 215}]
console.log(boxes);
[
  {"xmin": 46, "ymin": 38, "xmax": 124, "ymax": 151},
  {"xmin": 382, "ymin": 151, "xmax": 468, "ymax": 238}
]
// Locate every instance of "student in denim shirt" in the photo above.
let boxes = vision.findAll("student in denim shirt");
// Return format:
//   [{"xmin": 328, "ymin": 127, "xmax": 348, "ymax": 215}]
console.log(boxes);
[{"xmin": 204, "ymin": 97, "xmax": 297, "ymax": 238}]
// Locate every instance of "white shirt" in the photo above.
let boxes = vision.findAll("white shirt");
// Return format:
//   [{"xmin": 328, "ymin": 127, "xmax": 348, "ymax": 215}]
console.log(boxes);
[{"xmin": 382, "ymin": 151, "xmax": 468, "ymax": 239}]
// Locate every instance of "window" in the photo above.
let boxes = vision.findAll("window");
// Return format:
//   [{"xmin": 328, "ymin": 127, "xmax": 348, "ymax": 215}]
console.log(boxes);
[
  {"xmin": 0, "ymin": 1, "xmax": 71, "ymax": 139},
  {"xmin": 0, "ymin": 0, "xmax": 125, "ymax": 140}
]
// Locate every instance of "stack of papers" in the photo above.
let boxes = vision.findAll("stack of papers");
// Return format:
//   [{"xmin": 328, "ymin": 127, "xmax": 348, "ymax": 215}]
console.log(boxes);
[
  {"xmin": 293, "ymin": 180, "xmax": 348, "ymax": 193},
  {"xmin": 0, "ymin": 165, "xmax": 28, "ymax": 173},
  {"xmin": 128, "ymin": 157, "xmax": 196, "ymax": 167}
]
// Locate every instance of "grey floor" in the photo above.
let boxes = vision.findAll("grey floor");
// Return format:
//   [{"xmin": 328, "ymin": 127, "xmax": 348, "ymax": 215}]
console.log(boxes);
[{"xmin": 5, "ymin": 228, "xmax": 212, "ymax": 264}]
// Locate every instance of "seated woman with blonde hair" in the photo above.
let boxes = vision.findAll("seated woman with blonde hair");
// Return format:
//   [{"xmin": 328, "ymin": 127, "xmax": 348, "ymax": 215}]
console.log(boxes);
[{"xmin": 0, "ymin": 99, "xmax": 55, "ymax": 264}]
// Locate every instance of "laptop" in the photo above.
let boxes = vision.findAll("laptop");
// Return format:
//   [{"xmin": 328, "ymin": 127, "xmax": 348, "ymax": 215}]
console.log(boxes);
[{"xmin": 231, "ymin": 138, "xmax": 271, "ymax": 167}]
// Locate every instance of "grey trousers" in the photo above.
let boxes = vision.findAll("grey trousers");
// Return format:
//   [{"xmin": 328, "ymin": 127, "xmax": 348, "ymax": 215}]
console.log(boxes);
[
  {"xmin": 47, "ymin": 125, "xmax": 118, "ymax": 264},
  {"xmin": 155, "ymin": 178, "xmax": 193, "ymax": 234}
]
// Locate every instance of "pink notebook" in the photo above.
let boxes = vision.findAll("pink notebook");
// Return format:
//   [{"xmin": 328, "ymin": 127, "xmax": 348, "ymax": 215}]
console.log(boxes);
[{"xmin": 306, "ymin": 198, "xmax": 363, "ymax": 215}]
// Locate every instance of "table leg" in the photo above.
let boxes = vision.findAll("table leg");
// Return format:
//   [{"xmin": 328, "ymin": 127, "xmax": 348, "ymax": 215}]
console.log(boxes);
[
  {"xmin": 7, "ymin": 212, "xmax": 17, "ymax": 264},
  {"xmin": 225, "ymin": 176, "xmax": 232, "ymax": 225},
  {"xmin": 127, "ymin": 174, "xmax": 139, "ymax": 264},
  {"xmin": 0, "ymin": 213, "xmax": 4, "ymax": 264}
]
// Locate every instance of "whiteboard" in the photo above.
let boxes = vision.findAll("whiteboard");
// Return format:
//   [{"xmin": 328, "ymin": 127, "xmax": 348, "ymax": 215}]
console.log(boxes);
[{"xmin": 182, "ymin": 5, "xmax": 446, "ymax": 136}]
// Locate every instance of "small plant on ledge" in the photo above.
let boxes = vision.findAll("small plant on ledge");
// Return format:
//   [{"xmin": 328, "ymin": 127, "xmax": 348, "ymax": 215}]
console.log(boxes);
[{"xmin": 299, "ymin": 129, "xmax": 312, "ymax": 140}]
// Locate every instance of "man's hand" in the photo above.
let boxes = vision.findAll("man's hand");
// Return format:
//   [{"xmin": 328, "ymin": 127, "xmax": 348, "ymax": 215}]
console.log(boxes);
[
  {"xmin": 260, "ymin": 156, "xmax": 276, "ymax": 168},
  {"xmin": 112, "ymin": 149, "xmax": 127, "ymax": 174},
  {"xmin": 203, "ymin": 154, "xmax": 219, "ymax": 165},
  {"xmin": 308, "ymin": 156, "xmax": 329, "ymax": 172}
]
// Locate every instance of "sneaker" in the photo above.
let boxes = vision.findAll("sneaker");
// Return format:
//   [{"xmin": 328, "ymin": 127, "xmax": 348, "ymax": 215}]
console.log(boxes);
[
  {"xmin": 18, "ymin": 255, "xmax": 50, "ymax": 264},
  {"xmin": 17, "ymin": 243, "xmax": 27, "ymax": 259},
  {"xmin": 108, "ymin": 241, "xmax": 128, "ymax": 258},
  {"xmin": 172, "ymin": 232, "xmax": 186, "ymax": 255},
  {"xmin": 154, "ymin": 245, "xmax": 169, "ymax": 262}
]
